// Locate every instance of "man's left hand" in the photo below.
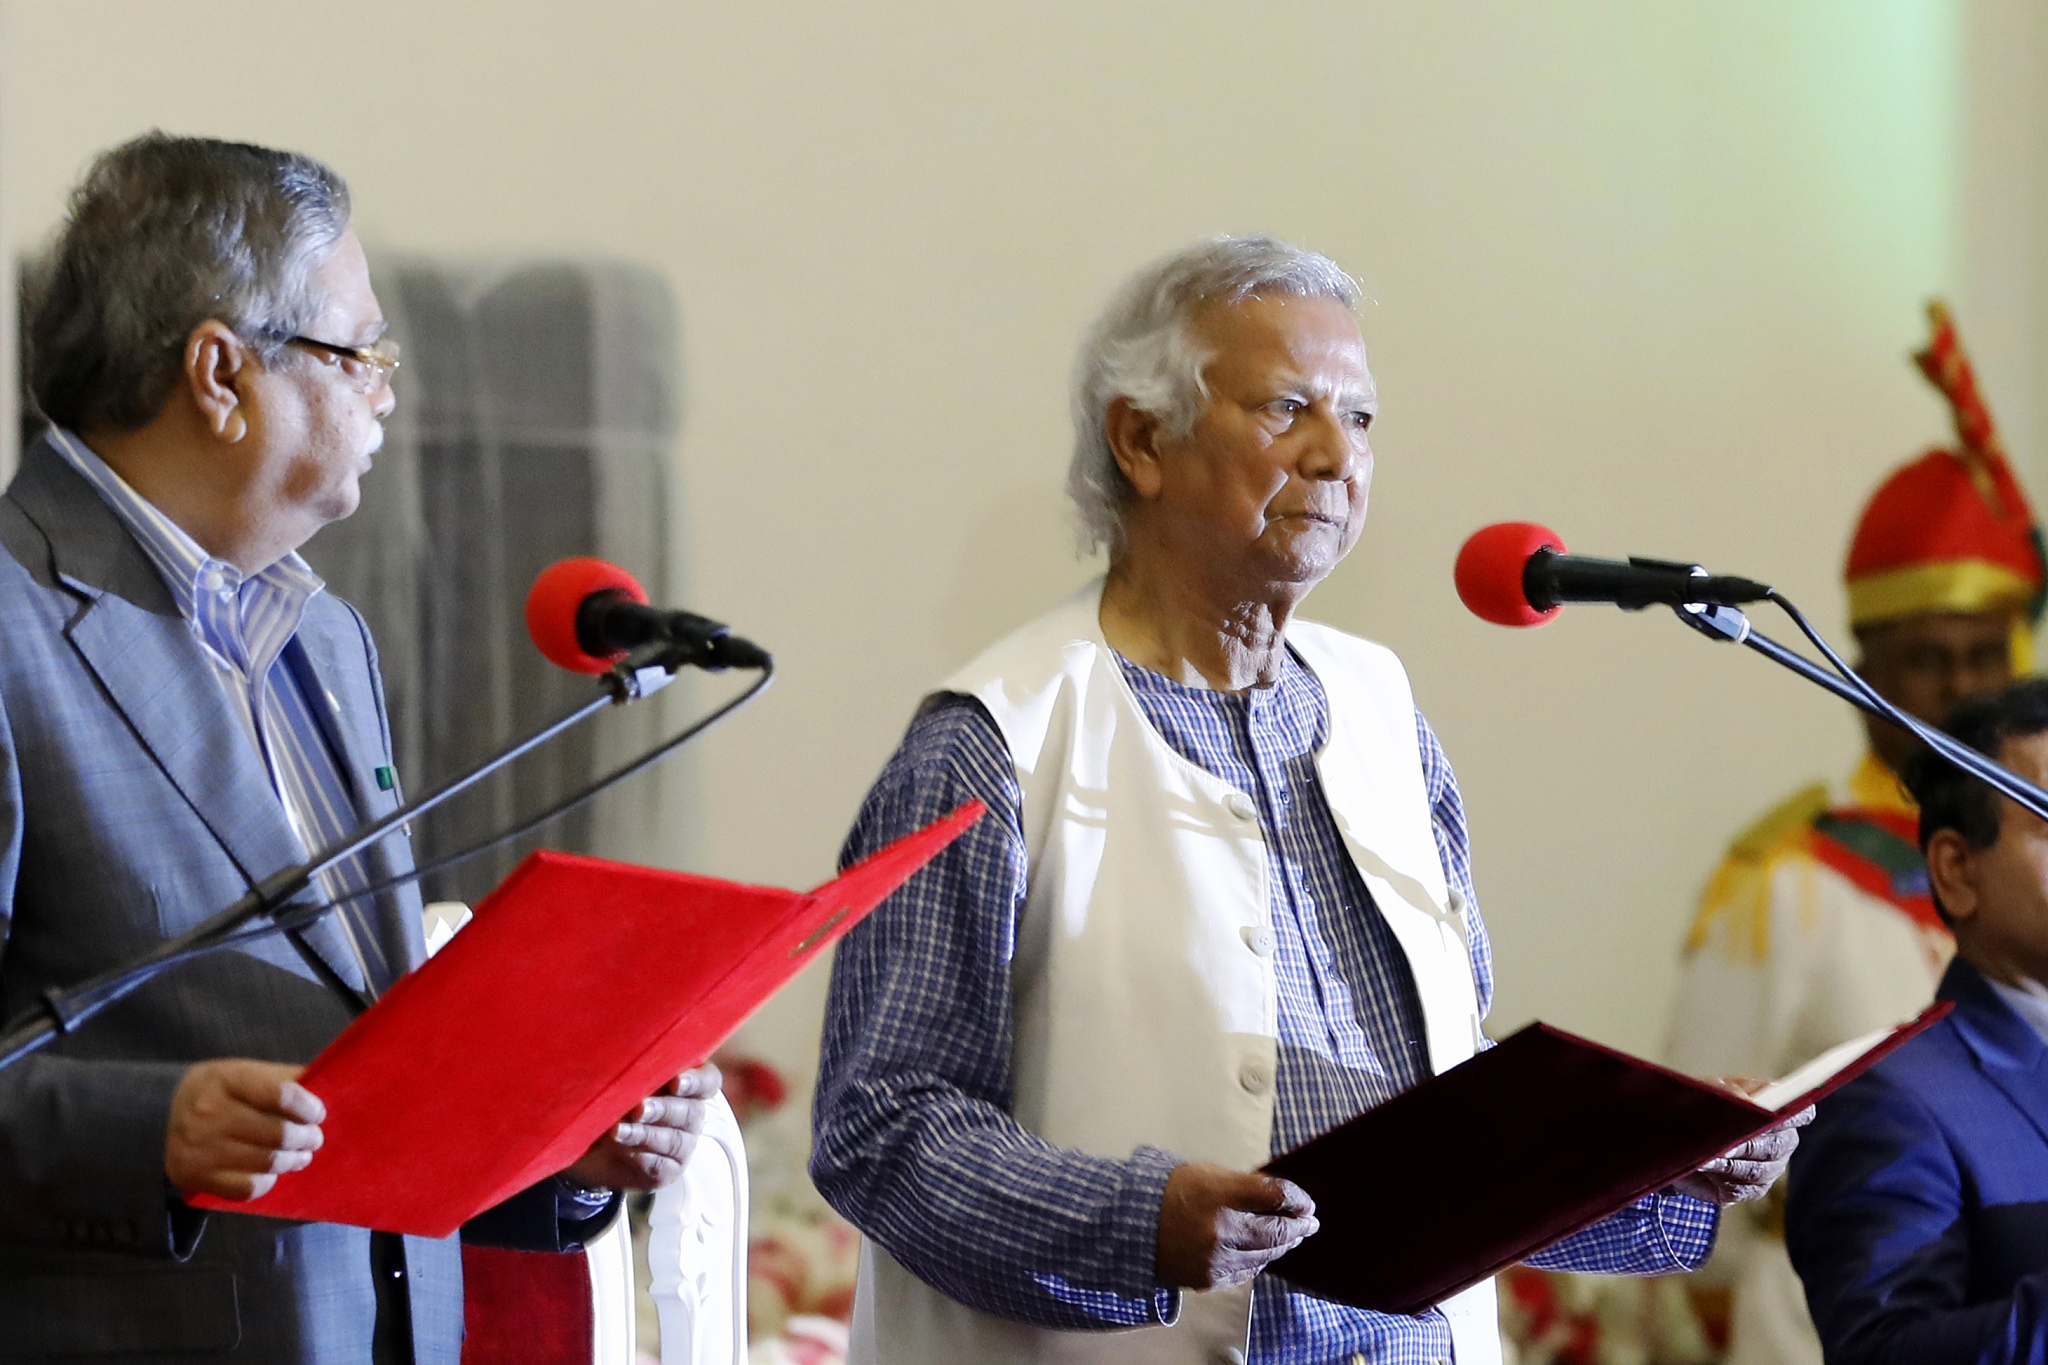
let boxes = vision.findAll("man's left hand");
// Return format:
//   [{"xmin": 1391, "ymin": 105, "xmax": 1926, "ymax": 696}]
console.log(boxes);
[
  {"xmin": 560, "ymin": 1064, "xmax": 722, "ymax": 1193},
  {"xmin": 1671, "ymin": 1086, "xmax": 1814, "ymax": 1206}
]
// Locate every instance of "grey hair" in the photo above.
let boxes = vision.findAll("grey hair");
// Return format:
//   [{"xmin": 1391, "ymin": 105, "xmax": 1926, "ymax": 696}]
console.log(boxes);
[
  {"xmin": 24, "ymin": 131, "xmax": 352, "ymax": 433},
  {"xmin": 1065, "ymin": 233, "xmax": 1360, "ymax": 556}
]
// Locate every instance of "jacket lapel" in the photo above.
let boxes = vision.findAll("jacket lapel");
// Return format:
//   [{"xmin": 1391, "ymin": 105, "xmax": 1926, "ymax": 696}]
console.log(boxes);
[
  {"xmin": 14, "ymin": 438, "xmax": 372, "ymax": 999},
  {"xmin": 290, "ymin": 613, "xmax": 424, "ymax": 979},
  {"xmin": 1944, "ymin": 957, "xmax": 2048, "ymax": 1144}
]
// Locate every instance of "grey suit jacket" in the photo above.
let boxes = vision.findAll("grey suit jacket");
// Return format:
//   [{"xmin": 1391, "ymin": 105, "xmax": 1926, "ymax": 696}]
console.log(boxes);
[{"xmin": 0, "ymin": 435, "xmax": 593, "ymax": 1363}]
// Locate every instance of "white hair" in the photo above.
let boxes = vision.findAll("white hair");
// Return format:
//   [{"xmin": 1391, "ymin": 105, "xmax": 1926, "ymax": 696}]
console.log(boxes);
[{"xmin": 1065, "ymin": 233, "xmax": 1360, "ymax": 556}]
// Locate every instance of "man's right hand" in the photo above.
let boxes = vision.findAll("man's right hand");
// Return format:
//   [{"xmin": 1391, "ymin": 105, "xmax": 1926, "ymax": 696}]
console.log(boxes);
[
  {"xmin": 165, "ymin": 1059, "xmax": 326, "ymax": 1201},
  {"xmin": 1155, "ymin": 1161, "xmax": 1319, "ymax": 1290}
]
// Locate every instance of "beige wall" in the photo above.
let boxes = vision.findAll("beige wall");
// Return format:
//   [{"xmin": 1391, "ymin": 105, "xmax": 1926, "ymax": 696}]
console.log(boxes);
[{"xmin": 2, "ymin": 2, "xmax": 2039, "ymax": 1096}]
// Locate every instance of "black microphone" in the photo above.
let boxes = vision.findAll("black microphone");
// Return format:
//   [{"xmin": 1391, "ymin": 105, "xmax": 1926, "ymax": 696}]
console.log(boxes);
[
  {"xmin": 1525, "ymin": 550, "xmax": 1774, "ymax": 613},
  {"xmin": 576, "ymin": 591, "xmax": 772, "ymax": 671},
  {"xmin": 1455, "ymin": 521, "xmax": 1771, "ymax": 624},
  {"xmin": 526, "ymin": 557, "xmax": 772, "ymax": 673}
]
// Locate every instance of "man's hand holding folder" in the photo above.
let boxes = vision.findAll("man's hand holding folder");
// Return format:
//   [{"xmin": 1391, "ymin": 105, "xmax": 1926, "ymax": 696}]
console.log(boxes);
[
  {"xmin": 166, "ymin": 1059, "xmax": 326, "ymax": 1202},
  {"xmin": 1671, "ymin": 1080, "xmax": 1815, "ymax": 1207},
  {"xmin": 168, "ymin": 1060, "xmax": 728, "ymax": 1204},
  {"xmin": 1155, "ymin": 1163, "xmax": 1320, "ymax": 1291},
  {"xmin": 562, "ymin": 1063, "xmax": 725, "ymax": 1192}
]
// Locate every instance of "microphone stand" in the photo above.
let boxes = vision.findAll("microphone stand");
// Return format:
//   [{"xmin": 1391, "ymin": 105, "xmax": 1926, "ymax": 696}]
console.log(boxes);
[
  {"xmin": 0, "ymin": 650, "xmax": 722, "ymax": 1071},
  {"xmin": 1672, "ymin": 599, "xmax": 2048, "ymax": 824}
]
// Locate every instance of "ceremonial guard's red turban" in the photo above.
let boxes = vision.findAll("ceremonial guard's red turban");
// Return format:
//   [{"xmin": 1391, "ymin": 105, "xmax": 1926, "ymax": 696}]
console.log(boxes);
[{"xmin": 1844, "ymin": 302, "xmax": 2047, "ymax": 666}]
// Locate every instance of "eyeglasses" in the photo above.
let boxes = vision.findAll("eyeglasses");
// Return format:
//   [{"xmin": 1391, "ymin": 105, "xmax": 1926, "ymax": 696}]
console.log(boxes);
[{"xmin": 285, "ymin": 334, "xmax": 402, "ymax": 391}]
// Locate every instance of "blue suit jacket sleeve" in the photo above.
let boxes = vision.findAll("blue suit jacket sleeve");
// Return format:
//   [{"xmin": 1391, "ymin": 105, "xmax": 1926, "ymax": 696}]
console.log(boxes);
[{"xmin": 1787, "ymin": 1063, "xmax": 2048, "ymax": 1364}]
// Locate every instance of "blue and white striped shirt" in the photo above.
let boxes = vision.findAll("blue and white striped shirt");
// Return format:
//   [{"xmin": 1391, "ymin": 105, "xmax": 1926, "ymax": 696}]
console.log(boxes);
[
  {"xmin": 50, "ymin": 428, "xmax": 397, "ymax": 994},
  {"xmin": 814, "ymin": 644, "xmax": 1715, "ymax": 1363}
]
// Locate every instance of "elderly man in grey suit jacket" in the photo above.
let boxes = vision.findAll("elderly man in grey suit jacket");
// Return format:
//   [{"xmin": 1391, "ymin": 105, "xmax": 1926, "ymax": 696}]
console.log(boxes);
[{"xmin": 0, "ymin": 133, "xmax": 715, "ymax": 1363}]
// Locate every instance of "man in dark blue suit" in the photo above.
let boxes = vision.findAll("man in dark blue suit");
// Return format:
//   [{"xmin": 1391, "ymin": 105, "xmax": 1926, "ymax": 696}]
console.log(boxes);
[{"xmin": 1787, "ymin": 675, "xmax": 2048, "ymax": 1364}]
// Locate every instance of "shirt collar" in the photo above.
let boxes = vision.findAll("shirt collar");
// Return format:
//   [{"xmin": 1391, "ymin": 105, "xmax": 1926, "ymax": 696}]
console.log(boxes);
[
  {"xmin": 47, "ymin": 426, "xmax": 325, "ymax": 626},
  {"xmin": 1987, "ymin": 975, "xmax": 2048, "ymax": 1048},
  {"xmin": 1113, "ymin": 645, "xmax": 1307, "ymax": 703}
]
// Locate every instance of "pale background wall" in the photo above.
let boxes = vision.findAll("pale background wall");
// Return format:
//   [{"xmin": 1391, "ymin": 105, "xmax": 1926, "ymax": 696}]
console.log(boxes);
[{"xmin": 1, "ymin": 2, "xmax": 2042, "ymax": 1106}]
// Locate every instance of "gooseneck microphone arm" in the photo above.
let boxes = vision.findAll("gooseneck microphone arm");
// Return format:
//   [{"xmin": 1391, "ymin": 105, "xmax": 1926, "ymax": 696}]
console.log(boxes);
[
  {"xmin": 0, "ymin": 639, "xmax": 770, "ymax": 1072},
  {"xmin": 1672, "ymin": 594, "xmax": 2048, "ymax": 825}
]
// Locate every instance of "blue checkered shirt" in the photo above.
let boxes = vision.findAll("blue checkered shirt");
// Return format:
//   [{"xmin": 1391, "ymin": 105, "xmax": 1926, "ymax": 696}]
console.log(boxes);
[
  {"xmin": 813, "ymin": 645, "xmax": 1716, "ymax": 1363},
  {"xmin": 49, "ymin": 428, "xmax": 400, "ymax": 993}
]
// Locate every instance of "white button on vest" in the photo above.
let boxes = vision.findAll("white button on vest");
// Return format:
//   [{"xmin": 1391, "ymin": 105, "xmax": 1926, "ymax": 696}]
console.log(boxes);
[
  {"xmin": 1238, "ymin": 1063, "xmax": 1270, "ymax": 1094},
  {"xmin": 1240, "ymin": 925, "xmax": 1275, "ymax": 956},
  {"xmin": 1223, "ymin": 792, "xmax": 1257, "ymax": 822}
]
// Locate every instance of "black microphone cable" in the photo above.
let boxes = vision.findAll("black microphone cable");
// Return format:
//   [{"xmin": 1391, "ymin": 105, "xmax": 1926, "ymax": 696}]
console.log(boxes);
[
  {"xmin": 1675, "ymin": 586, "xmax": 2048, "ymax": 825},
  {"xmin": 1757, "ymin": 590, "xmax": 2048, "ymax": 820},
  {"xmin": 327, "ymin": 659, "xmax": 775, "ymax": 915}
]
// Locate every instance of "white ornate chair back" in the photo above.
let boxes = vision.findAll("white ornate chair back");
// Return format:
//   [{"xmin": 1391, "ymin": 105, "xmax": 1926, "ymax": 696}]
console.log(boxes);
[{"xmin": 647, "ymin": 1093, "xmax": 750, "ymax": 1363}]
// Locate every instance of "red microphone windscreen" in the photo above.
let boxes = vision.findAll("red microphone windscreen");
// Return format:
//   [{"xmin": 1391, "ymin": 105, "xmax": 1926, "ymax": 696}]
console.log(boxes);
[
  {"xmin": 526, "ymin": 557, "xmax": 650, "ymax": 674},
  {"xmin": 1455, "ymin": 522, "xmax": 1567, "ymax": 627}
]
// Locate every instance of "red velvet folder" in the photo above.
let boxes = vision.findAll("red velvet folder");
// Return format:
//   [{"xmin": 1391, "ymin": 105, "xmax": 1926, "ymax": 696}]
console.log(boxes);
[
  {"xmin": 1263, "ymin": 1001, "xmax": 1951, "ymax": 1316},
  {"xmin": 192, "ymin": 802, "xmax": 984, "ymax": 1236}
]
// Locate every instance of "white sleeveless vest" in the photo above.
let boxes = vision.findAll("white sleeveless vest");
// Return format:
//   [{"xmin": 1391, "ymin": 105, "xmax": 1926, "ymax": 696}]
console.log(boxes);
[{"xmin": 851, "ymin": 585, "xmax": 1500, "ymax": 1365}]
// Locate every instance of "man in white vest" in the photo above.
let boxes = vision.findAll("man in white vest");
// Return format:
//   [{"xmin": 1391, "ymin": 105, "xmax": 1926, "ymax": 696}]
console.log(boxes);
[{"xmin": 811, "ymin": 234, "xmax": 1802, "ymax": 1365}]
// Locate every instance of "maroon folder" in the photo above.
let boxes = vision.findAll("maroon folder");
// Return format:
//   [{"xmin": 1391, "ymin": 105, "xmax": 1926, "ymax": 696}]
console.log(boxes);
[
  {"xmin": 191, "ymin": 802, "xmax": 984, "ymax": 1235},
  {"xmin": 1263, "ymin": 1002, "xmax": 1951, "ymax": 1315}
]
